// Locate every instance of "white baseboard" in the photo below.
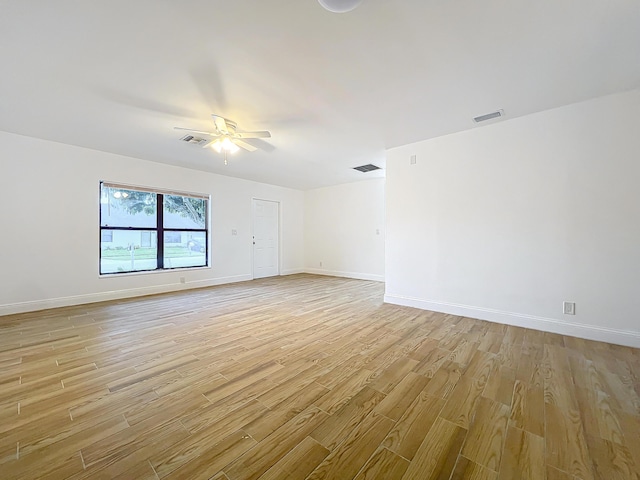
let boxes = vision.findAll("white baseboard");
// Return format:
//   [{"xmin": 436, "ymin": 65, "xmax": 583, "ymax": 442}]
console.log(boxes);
[
  {"xmin": 384, "ymin": 293, "xmax": 640, "ymax": 349},
  {"xmin": 0, "ymin": 274, "xmax": 252, "ymax": 316},
  {"xmin": 305, "ymin": 268, "xmax": 384, "ymax": 283},
  {"xmin": 280, "ymin": 268, "xmax": 305, "ymax": 276}
]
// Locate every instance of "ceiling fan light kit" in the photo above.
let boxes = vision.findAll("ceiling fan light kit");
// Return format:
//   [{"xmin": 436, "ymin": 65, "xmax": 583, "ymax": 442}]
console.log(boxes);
[
  {"xmin": 318, "ymin": 0, "xmax": 362, "ymax": 13},
  {"xmin": 211, "ymin": 137, "xmax": 239, "ymax": 154}
]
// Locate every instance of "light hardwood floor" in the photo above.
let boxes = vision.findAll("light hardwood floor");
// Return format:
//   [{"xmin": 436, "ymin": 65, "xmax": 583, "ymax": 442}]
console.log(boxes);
[{"xmin": 1, "ymin": 274, "xmax": 639, "ymax": 479}]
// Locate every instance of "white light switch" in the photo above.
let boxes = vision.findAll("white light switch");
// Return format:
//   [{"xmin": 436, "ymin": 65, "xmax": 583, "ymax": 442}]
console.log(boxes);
[{"xmin": 232, "ymin": 229, "xmax": 237, "ymax": 236}]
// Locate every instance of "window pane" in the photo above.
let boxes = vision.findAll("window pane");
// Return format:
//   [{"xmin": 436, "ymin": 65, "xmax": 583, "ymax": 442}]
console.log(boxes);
[
  {"xmin": 100, "ymin": 185, "xmax": 157, "ymax": 228},
  {"xmin": 163, "ymin": 195, "xmax": 206, "ymax": 229},
  {"xmin": 163, "ymin": 232, "xmax": 207, "ymax": 269},
  {"xmin": 100, "ymin": 230, "xmax": 158, "ymax": 274},
  {"xmin": 165, "ymin": 231, "xmax": 181, "ymax": 243},
  {"xmin": 101, "ymin": 230, "xmax": 113, "ymax": 242}
]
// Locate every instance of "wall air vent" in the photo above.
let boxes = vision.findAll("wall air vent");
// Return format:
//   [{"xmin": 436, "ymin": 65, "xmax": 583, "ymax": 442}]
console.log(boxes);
[
  {"xmin": 179, "ymin": 135, "xmax": 209, "ymax": 146},
  {"xmin": 473, "ymin": 109, "xmax": 504, "ymax": 123},
  {"xmin": 353, "ymin": 164, "xmax": 381, "ymax": 173}
]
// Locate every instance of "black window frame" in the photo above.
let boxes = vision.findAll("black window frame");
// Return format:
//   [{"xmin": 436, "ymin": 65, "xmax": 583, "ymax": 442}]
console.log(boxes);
[{"xmin": 99, "ymin": 182, "xmax": 209, "ymax": 275}]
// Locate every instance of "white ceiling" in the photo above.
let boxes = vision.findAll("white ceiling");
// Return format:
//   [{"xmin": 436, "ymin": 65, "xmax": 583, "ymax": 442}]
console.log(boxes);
[{"xmin": 1, "ymin": 1, "xmax": 639, "ymax": 190}]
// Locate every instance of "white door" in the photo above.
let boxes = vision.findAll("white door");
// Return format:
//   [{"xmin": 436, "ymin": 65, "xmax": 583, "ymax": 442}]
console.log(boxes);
[{"xmin": 252, "ymin": 199, "xmax": 279, "ymax": 278}]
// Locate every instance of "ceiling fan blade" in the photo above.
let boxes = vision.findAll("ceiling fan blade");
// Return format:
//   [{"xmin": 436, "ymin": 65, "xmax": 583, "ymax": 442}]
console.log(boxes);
[
  {"xmin": 235, "ymin": 130, "xmax": 271, "ymax": 139},
  {"xmin": 174, "ymin": 126, "xmax": 219, "ymax": 137},
  {"xmin": 212, "ymin": 115, "xmax": 229, "ymax": 134},
  {"xmin": 233, "ymin": 139, "xmax": 258, "ymax": 152}
]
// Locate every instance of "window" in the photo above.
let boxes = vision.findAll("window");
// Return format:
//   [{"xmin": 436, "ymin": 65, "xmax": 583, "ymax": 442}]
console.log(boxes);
[{"xmin": 100, "ymin": 182, "xmax": 209, "ymax": 275}]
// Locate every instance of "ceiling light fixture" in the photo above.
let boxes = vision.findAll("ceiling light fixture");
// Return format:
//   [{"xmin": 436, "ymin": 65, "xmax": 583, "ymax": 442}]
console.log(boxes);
[
  {"xmin": 211, "ymin": 137, "xmax": 240, "ymax": 154},
  {"xmin": 318, "ymin": 0, "xmax": 362, "ymax": 13},
  {"xmin": 211, "ymin": 137, "xmax": 239, "ymax": 165}
]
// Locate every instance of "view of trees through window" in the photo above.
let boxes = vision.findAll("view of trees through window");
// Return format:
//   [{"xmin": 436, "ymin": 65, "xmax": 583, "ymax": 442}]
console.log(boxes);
[{"xmin": 100, "ymin": 183, "xmax": 209, "ymax": 274}]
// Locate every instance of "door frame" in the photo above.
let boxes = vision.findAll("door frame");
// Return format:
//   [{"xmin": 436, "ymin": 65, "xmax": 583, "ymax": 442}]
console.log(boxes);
[{"xmin": 251, "ymin": 197, "xmax": 281, "ymax": 279}]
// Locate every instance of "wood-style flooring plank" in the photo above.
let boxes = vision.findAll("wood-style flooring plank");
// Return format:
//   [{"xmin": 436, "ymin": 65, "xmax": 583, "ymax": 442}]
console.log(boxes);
[
  {"xmin": 223, "ymin": 406, "xmax": 328, "ymax": 480},
  {"xmin": 243, "ymin": 381, "xmax": 329, "ymax": 442},
  {"xmin": 353, "ymin": 447, "xmax": 409, "ymax": 480},
  {"xmin": 509, "ymin": 380, "xmax": 544, "ymax": 437},
  {"xmin": 401, "ymin": 416, "xmax": 467, "ymax": 480},
  {"xmin": 382, "ymin": 391, "xmax": 445, "ymax": 461},
  {"xmin": 498, "ymin": 427, "xmax": 545, "ymax": 480},
  {"xmin": 160, "ymin": 430, "xmax": 256, "ymax": 480},
  {"xmin": 373, "ymin": 371, "xmax": 430, "ymax": 421},
  {"xmin": 257, "ymin": 436, "xmax": 329, "ymax": 480},
  {"xmin": 450, "ymin": 456, "xmax": 498, "ymax": 480},
  {"xmin": 310, "ymin": 386, "xmax": 386, "ymax": 450},
  {"xmin": 439, "ymin": 375, "xmax": 486, "ymax": 429},
  {"xmin": 306, "ymin": 412, "xmax": 394, "ymax": 480},
  {"xmin": 461, "ymin": 396, "xmax": 510, "ymax": 472},
  {"xmin": 545, "ymin": 404, "xmax": 594, "ymax": 480}
]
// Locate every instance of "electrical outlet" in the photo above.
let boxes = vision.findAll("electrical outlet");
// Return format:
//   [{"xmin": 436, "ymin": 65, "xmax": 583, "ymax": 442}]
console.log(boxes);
[
  {"xmin": 319, "ymin": 261, "xmax": 323, "ymax": 268},
  {"xmin": 563, "ymin": 301, "xmax": 575, "ymax": 315},
  {"xmin": 231, "ymin": 229, "xmax": 237, "ymax": 236},
  {"xmin": 410, "ymin": 155, "xmax": 417, "ymax": 165},
  {"xmin": 180, "ymin": 277, "xmax": 186, "ymax": 284}
]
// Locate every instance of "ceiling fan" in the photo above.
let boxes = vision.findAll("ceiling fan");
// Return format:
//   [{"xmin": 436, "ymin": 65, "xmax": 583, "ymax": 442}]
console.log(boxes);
[{"xmin": 175, "ymin": 114, "xmax": 271, "ymax": 164}]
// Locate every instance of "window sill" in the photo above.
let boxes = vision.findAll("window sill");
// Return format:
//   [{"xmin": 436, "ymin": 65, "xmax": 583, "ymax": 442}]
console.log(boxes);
[{"xmin": 99, "ymin": 264, "xmax": 211, "ymax": 278}]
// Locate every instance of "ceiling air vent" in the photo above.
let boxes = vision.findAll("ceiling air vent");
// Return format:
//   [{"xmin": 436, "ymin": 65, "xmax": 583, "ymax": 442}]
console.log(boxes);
[
  {"xmin": 473, "ymin": 109, "xmax": 504, "ymax": 123},
  {"xmin": 179, "ymin": 134, "xmax": 209, "ymax": 146},
  {"xmin": 353, "ymin": 164, "xmax": 381, "ymax": 173}
]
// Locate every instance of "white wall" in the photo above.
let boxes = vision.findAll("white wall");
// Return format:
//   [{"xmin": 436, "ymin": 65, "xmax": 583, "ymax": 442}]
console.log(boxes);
[
  {"xmin": 0, "ymin": 132, "xmax": 304, "ymax": 315},
  {"xmin": 305, "ymin": 179, "xmax": 385, "ymax": 281},
  {"xmin": 385, "ymin": 89, "xmax": 640, "ymax": 347}
]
